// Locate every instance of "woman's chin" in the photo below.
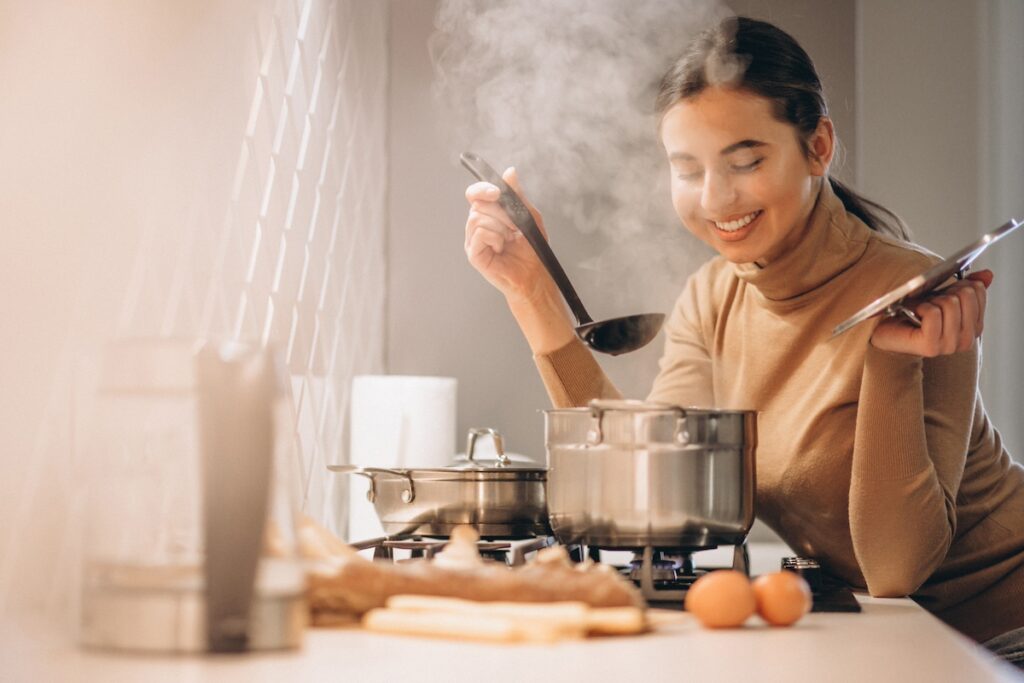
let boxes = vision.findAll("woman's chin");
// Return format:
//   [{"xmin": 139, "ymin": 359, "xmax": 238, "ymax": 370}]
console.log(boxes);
[{"xmin": 710, "ymin": 240, "xmax": 766, "ymax": 264}]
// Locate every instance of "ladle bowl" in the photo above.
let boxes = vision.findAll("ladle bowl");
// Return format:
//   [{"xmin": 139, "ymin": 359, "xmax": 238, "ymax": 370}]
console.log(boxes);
[{"xmin": 460, "ymin": 152, "xmax": 663, "ymax": 356}]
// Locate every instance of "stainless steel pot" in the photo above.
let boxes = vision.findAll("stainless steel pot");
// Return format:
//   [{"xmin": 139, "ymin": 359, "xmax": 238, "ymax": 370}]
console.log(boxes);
[
  {"xmin": 545, "ymin": 400, "xmax": 756, "ymax": 548},
  {"xmin": 329, "ymin": 428, "xmax": 549, "ymax": 538}
]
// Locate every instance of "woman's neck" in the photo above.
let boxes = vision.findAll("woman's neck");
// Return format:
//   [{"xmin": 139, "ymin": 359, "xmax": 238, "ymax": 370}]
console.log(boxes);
[{"xmin": 753, "ymin": 177, "xmax": 825, "ymax": 268}]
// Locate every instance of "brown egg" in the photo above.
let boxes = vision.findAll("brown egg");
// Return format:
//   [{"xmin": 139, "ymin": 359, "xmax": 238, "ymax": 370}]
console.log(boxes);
[
  {"xmin": 684, "ymin": 569, "xmax": 756, "ymax": 628},
  {"xmin": 752, "ymin": 571, "xmax": 812, "ymax": 626}
]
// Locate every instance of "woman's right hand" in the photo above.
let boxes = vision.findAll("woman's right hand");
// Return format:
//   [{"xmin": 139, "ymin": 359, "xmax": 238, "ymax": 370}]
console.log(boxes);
[{"xmin": 464, "ymin": 167, "xmax": 553, "ymax": 306}]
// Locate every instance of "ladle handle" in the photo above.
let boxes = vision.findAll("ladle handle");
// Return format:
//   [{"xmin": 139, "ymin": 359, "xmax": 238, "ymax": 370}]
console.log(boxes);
[{"xmin": 460, "ymin": 152, "xmax": 593, "ymax": 326}]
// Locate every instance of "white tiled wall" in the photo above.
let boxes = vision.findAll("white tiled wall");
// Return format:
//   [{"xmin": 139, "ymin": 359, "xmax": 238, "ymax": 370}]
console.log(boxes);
[{"xmin": 0, "ymin": 0, "xmax": 387, "ymax": 615}]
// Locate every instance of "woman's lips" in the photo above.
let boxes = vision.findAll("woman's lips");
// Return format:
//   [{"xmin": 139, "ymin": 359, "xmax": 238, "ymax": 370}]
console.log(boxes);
[{"xmin": 711, "ymin": 210, "xmax": 763, "ymax": 242}]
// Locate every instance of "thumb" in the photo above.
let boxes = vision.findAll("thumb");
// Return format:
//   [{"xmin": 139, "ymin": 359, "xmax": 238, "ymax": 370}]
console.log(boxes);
[
  {"xmin": 966, "ymin": 269, "xmax": 994, "ymax": 289},
  {"xmin": 503, "ymin": 166, "xmax": 524, "ymax": 195},
  {"xmin": 501, "ymin": 166, "xmax": 548, "ymax": 238}
]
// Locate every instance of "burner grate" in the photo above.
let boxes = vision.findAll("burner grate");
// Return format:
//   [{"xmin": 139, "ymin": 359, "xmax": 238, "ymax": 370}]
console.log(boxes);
[{"xmin": 349, "ymin": 534, "xmax": 556, "ymax": 566}]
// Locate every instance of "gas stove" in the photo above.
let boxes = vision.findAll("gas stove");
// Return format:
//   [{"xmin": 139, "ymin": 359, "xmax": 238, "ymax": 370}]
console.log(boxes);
[
  {"xmin": 350, "ymin": 534, "xmax": 557, "ymax": 566},
  {"xmin": 348, "ymin": 534, "xmax": 860, "ymax": 613},
  {"xmin": 594, "ymin": 543, "xmax": 751, "ymax": 606}
]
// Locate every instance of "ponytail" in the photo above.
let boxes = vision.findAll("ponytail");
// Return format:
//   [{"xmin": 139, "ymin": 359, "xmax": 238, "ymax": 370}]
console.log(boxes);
[{"xmin": 829, "ymin": 177, "xmax": 909, "ymax": 241}]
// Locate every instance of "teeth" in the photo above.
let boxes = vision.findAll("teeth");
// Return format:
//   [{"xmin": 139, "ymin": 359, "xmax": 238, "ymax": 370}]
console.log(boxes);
[{"xmin": 714, "ymin": 211, "xmax": 760, "ymax": 232}]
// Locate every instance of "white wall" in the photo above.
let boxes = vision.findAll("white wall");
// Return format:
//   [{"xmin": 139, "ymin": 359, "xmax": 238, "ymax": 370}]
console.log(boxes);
[
  {"xmin": 978, "ymin": 0, "xmax": 1024, "ymax": 459},
  {"xmin": 0, "ymin": 0, "xmax": 388, "ymax": 616},
  {"xmin": 858, "ymin": 0, "xmax": 1023, "ymax": 459}
]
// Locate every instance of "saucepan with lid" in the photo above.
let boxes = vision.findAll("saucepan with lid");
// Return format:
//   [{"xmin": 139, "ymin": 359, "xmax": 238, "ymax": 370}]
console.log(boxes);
[
  {"xmin": 329, "ymin": 428, "xmax": 549, "ymax": 538},
  {"xmin": 545, "ymin": 399, "xmax": 757, "ymax": 548}
]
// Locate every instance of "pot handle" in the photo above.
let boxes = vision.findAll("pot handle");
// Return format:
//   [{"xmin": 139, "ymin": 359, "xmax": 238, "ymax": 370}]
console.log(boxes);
[
  {"xmin": 466, "ymin": 427, "xmax": 510, "ymax": 467},
  {"xmin": 586, "ymin": 399, "xmax": 686, "ymax": 445},
  {"xmin": 326, "ymin": 465, "xmax": 415, "ymax": 504}
]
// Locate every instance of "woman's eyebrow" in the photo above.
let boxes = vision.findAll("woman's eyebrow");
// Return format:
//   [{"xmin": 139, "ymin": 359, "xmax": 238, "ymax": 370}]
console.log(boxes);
[
  {"xmin": 668, "ymin": 139, "xmax": 768, "ymax": 162},
  {"xmin": 720, "ymin": 139, "xmax": 768, "ymax": 155}
]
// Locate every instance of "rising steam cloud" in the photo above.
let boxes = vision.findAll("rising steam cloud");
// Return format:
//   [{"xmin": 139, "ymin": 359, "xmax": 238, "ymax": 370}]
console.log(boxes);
[{"xmin": 430, "ymin": 0, "xmax": 732, "ymax": 311}]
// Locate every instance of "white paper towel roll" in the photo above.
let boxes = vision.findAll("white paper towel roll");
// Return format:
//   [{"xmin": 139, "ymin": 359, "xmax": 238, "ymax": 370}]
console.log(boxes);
[{"xmin": 347, "ymin": 375, "xmax": 457, "ymax": 541}]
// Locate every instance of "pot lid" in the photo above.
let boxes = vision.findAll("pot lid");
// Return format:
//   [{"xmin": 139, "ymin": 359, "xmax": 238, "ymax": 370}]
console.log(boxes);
[
  {"xmin": 326, "ymin": 427, "xmax": 546, "ymax": 475},
  {"xmin": 447, "ymin": 427, "xmax": 544, "ymax": 471},
  {"xmin": 448, "ymin": 452, "xmax": 543, "ymax": 471},
  {"xmin": 832, "ymin": 217, "xmax": 1022, "ymax": 338}
]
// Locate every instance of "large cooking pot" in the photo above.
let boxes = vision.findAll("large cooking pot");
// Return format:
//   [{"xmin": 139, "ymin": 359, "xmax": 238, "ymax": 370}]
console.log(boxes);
[
  {"xmin": 545, "ymin": 400, "xmax": 756, "ymax": 549},
  {"xmin": 329, "ymin": 428, "xmax": 549, "ymax": 538}
]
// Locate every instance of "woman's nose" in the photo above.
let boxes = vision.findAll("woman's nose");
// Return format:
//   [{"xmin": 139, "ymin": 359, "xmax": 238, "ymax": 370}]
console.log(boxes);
[{"xmin": 700, "ymin": 171, "xmax": 737, "ymax": 215}]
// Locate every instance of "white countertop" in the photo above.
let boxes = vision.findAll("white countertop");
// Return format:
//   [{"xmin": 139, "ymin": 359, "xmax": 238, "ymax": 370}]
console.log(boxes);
[{"xmin": 4, "ymin": 544, "xmax": 1022, "ymax": 683}]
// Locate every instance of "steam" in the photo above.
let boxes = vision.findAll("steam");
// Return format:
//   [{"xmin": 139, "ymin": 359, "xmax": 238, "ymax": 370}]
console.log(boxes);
[
  {"xmin": 705, "ymin": 26, "xmax": 750, "ymax": 87},
  {"xmin": 430, "ymin": 0, "xmax": 731, "ymax": 311}
]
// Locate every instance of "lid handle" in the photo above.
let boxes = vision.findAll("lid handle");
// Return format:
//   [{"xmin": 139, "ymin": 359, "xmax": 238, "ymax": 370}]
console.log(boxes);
[{"xmin": 466, "ymin": 428, "xmax": 509, "ymax": 467}]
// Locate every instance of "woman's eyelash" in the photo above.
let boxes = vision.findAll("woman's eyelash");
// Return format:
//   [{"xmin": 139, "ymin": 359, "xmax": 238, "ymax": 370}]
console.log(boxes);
[
  {"xmin": 732, "ymin": 158, "xmax": 764, "ymax": 172},
  {"xmin": 675, "ymin": 158, "xmax": 764, "ymax": 181}
]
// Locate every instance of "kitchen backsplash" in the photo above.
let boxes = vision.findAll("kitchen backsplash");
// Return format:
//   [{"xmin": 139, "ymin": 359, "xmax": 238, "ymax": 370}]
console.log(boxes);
[{"xmin": 0, "ymin": 0, "xmax": 387, "ymax": 615}]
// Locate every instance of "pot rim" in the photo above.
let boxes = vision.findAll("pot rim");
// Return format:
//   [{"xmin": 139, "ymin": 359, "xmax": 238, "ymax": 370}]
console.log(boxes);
[
  {"xmin": 355, "ymin": 465, "xmax": 547, "ymax": 479},
  {"xmin": 543, "ymin": 405, "xmax": 757, "ymax": 416}
]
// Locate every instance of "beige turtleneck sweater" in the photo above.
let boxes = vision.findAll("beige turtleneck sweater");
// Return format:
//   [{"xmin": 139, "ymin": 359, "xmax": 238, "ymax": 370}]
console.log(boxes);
[{"xmin": 533, "ymin": 180, "xmax": 1024, "ymax": 643}]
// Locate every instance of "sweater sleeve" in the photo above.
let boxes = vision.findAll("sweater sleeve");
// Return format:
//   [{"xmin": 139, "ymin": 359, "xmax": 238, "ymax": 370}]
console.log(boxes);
[
  {"xmin": 533, "ymin": 338, "xmax": 623, "ymax": 408},
  {"xmin": 533, "ymin": 269, "xmax": 715, "ymax": 409},
  {"xmin": 848, "ymin": 339, "xmax": 978, "ymax": 596},
  {"xmin": 647, "ymin": 273, "xmax": 715, "ymax": 407}
]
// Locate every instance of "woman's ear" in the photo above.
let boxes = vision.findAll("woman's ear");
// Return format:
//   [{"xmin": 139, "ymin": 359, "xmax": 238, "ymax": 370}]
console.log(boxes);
[{"xmin": 807, "ymin": 117, "xmax": 835, "ymax": 176}]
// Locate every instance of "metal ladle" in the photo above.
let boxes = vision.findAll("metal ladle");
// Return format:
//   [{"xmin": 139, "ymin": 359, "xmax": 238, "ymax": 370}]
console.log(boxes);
[{"xmin": 460, "ymin": 152, "xmax": 664, "ymax": 356}]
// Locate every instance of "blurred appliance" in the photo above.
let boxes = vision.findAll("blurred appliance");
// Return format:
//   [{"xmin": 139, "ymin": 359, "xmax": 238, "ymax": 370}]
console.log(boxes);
[{"xmin": 78, "ymin": 339, "xmax": 306, "ymax": 653}]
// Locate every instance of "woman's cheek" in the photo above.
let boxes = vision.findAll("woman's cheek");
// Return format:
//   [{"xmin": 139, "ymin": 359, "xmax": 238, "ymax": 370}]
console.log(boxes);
[{"xmin": 672, "ymin": 187, "xmax": 699, "ymax": 226}]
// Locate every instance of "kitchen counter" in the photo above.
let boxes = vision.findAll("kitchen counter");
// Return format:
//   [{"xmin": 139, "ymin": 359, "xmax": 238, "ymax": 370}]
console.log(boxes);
[{"xmin": 4, "ymin": 543, "xmax": 1021, "ymax": 683}]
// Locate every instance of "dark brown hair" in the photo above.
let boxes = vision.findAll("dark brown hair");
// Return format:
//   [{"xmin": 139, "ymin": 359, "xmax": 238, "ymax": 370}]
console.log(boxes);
[{"xmin": 657, "ymin": 16, "xmax": 908, "ymax": 240}]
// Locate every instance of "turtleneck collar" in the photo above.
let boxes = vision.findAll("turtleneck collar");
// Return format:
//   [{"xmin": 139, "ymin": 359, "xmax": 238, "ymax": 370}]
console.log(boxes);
[{"xmin": 732, "ymin": 179, "xmax": 872, "ymax": 301}]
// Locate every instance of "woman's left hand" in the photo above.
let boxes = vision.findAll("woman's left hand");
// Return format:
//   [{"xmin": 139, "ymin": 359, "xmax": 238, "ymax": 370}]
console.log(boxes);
[{"xmin": 870, "ymin": 270, "xmax": 993, "ymax": 357}]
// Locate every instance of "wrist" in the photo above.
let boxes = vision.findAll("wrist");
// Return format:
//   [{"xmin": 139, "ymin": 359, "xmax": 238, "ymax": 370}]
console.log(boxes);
[{"xmin": 506, "ymin": 283, "xmax": 576, "ymax": 355}]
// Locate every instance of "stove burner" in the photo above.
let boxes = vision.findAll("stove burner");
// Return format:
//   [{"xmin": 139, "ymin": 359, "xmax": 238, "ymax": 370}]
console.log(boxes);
[
  {"xmin": 590, "ymin": 542, "xmax": 751, "ymax": 605},
  {"xmin": 350, "ymin": 534, "xmax": 556, "ymax": 566},
  {"xmin": 628, "ymin": 551, "xmax": 682, "ymax": 583}
]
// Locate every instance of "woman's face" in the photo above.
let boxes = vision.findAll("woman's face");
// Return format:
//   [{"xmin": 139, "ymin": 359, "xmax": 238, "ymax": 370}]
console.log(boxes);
[{"xmin": 660, "ymin": 86, "xmax": 831, "ymax": 265}]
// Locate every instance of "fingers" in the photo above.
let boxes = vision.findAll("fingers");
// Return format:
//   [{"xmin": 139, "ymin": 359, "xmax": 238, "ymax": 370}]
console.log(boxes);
[
  {"xmin": 953, "ymin": 280, "xmax": 986, "ymax": 343},
  {"xmin": 466, "ymin": 207, "xmax": 515, "ymax": 243},
  {"xmin": 951, "ymin": 285, "xmax": 978, "ymax": 352},
  {"xmin": 935, "ymin": 293, "xmax": 962, "ymax": 355},
  {"xmin": 915, "ymin": 288, "xmax": 984, "ymax": 356},
  {"xmin": 870, "ymin": 270, "xmax": 994, "ymax": 357},
  {"xmin": 464, "ymin": 179, "xmax": 520, "ymax": 246},
  {"xmin": 465, "ymin": 217, "xmax": 509, "ymax": 261},
  {"xmin": 464, "ymin": 166, "xmax": 549, "ymax": 246},
  {"xmin": 914, "ymin": 302, "xmax": 944, "ymax": 357},
  {"xmin": 465, "ymin": 181, "xmax": 500, "ymax": 204},
  {"xmin": 966, "ymin": 268, "xmax": 994, "ymax": 289}
]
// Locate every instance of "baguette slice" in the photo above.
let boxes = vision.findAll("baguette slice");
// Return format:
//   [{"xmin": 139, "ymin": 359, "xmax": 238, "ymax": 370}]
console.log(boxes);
[
  {"xmin": 382, "ymin": 594, "xmax": 647, "ymax": 637},
  {"xmin": 362, "ymin": 608, "xmax": 578, "ymax": 643},
  {"xmin": 585, "ymin": 606, "xmax": 647, "ymax": 635}
]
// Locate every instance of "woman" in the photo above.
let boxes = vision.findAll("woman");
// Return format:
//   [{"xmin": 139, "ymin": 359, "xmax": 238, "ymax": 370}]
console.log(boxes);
[{"xmin": 462, "ymin": 16, "xmax": 1024, "ymax": 666}]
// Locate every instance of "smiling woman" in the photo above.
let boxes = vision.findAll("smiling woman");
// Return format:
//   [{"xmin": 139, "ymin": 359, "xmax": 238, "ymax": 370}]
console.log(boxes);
[
  {"xmin": 460, "ymin": 15, "xmax": 1024, "ymax": 669},
  {"xmin": 660, "ymin": 89, "xmax": 830, "ymax": 266}
]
